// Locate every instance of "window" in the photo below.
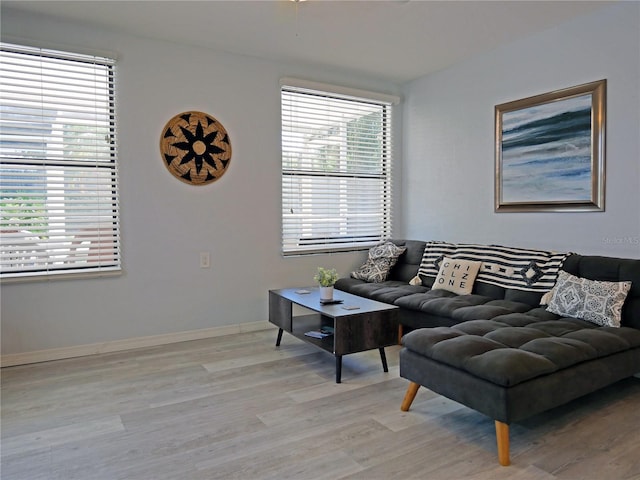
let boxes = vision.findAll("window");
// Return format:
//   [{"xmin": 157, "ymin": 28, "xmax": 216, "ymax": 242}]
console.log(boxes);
[
  {"xmin": 0, "ymin": 43, "xmax": 119, "ymax": 280},
  {"xmin": 281, "ymin": 80, "xmax": 396, "ymax": 255}
]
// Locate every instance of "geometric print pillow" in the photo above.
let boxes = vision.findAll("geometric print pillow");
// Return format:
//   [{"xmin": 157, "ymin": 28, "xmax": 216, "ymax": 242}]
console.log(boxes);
[
  {"xmin": 366, "ymin": 241, "xmax": 407, "ymax": 260},
  {"xmin": 546, "ymin": 270, "xmax": 632, "ymax": 327},
  {"xmin": 351, "ymin": 242, "xmax": 407, "ymax": 283}
]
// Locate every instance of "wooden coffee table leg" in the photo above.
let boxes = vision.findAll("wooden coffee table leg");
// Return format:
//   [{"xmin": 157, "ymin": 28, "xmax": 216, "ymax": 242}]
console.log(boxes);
[
  {"xmin": 336, "ymin": 355, "xmax": 342, "ymax": 383},
  {"xmin": 275, "ymin": 328, "xmax": 283, "ymax": 346},
  {"xmin": 379, "ymin": 347, "xmax": 389, "ymax": 372}
]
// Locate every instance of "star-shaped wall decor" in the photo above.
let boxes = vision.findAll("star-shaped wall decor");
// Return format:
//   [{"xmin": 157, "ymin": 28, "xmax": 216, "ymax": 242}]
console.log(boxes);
[{"xmin": 160, "ymin": 111, "xmax": 232, "ymax": 185}]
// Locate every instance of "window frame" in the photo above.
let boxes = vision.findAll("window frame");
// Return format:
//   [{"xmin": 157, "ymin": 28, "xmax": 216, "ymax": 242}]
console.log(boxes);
[
  {"xmin": 0, "ymin": 42, "xmax": 120, "ymax": 282},
  {"xmin": 280, "ymin": 79, "xmax": 398, "ymax": 256}
]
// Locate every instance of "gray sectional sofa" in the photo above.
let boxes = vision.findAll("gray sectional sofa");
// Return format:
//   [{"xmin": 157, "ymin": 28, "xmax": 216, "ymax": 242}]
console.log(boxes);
[{"xmin": 335, "ymin": 239, "xmax": 640, "ymax": 466}]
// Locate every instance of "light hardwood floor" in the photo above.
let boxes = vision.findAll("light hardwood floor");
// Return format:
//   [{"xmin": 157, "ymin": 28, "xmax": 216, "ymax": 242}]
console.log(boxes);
[{"xmin": 2, "ymin": 327, "xmax": 639, "ymax": 480}]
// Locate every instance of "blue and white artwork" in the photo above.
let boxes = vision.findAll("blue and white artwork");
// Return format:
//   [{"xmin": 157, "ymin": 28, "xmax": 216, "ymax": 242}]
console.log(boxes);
[{"xmin": 501, "ymin": 94, "xmax": 592, "ymax": 203}]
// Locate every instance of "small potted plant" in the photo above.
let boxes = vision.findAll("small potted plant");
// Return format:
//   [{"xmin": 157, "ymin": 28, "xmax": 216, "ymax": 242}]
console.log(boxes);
[{"xmin": 314, "ymin": 267, "xmax": 339, "ymax": 301}]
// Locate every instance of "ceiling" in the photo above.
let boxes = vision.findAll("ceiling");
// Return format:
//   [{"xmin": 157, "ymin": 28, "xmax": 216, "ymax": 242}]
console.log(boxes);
[{"xmin": 3, "ymin": 0, "xmax": 614, "ymax": 84}]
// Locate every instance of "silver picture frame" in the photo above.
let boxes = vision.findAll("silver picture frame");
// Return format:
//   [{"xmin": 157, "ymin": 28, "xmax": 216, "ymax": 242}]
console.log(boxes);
[{"xmin": 495, "ymin": 79, "xmax": 606, "ymax": 212}]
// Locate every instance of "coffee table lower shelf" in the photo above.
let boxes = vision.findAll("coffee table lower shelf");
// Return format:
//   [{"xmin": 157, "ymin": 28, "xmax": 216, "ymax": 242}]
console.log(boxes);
[
  {"xmin": 269, "ymin": 288, "xmax": 398, "ymax": 383},
  {"xmin": 275, "ymin": 314, "xmax": 389, "ymax": 383}
]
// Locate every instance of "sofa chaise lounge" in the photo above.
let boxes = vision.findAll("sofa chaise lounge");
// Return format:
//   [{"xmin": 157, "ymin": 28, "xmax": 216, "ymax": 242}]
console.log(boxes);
[{"xmin": 335, "ymin": 239, "xmax": 640, "ymax": 465}]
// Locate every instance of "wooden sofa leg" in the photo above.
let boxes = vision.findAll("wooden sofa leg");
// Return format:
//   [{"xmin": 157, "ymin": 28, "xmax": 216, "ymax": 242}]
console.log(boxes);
[
  {"xmin": 401, "ymin": 382, "xmax": 420, "ymax": 411},
  {"xmin": 495, "ymin": 420, "xmax": 510, "ymax": 466},
  {"xmin": 398, "ymin": 324, "xmax": 403, "ymax": 344}
]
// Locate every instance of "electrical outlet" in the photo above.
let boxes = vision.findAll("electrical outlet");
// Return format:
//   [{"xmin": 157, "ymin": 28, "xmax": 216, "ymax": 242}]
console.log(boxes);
[{"xmin": 200, "ymin": 252, "xmax": 210, "ymax": 268}]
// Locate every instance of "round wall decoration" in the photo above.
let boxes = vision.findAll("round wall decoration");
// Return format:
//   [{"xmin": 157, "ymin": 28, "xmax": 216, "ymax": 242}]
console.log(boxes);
[{"xmin": 159, "ymin": 111, "xmax": 232, "ymax": 185}]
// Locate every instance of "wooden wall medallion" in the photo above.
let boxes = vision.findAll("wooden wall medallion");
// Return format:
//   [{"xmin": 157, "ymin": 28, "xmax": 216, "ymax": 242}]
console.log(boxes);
[{"xmin": 160, "ymin": 111, "xmax": 232, "ymax": 185}]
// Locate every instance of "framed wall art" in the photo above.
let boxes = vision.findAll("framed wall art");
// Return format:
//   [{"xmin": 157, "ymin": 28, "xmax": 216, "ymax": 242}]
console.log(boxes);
[{"xmin": 495, "ymin": 79, "xmax": 606, "ymax": 212}]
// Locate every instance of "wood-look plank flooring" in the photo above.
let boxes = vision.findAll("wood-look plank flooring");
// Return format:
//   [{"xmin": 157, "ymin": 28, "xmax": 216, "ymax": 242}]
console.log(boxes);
[{"xmin": 2, "ymin": 327, "xmax": 639, "ymax": 479}]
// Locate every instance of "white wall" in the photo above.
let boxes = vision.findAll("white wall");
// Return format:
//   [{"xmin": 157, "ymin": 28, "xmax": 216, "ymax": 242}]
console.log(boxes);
[
  {"xmin": 402, "ymin": 2, "xmax": 640, "ymax": 258},
  {"xmin": 0, "ymin": 9, "xmax": 402, "ymax": 359}
]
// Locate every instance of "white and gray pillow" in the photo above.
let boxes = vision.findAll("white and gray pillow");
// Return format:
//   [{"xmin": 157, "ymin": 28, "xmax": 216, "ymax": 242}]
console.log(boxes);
[{"xmin": 546, "ymin": 270, "xmax": 632, "ymax": 327}]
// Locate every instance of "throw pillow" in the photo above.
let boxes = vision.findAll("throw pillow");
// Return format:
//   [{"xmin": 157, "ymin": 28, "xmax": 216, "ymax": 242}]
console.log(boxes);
[
  {"xmin": 540, "ymin": 288, "xmax": 555, "ymax": 305},
  {"xmin": 546, "ymin": 270, "xmax": 632, "ymax": 327},
  {"xmin": 431, "ymin": 257, "xmax": 482, "ymax": 295},
  {"xmin": 351, "ymin": 242, "xmax": 406, "ymax": 283},
  {"xmin": 367, "ymin": 241, "xmax": 406, "ymax": 260}
]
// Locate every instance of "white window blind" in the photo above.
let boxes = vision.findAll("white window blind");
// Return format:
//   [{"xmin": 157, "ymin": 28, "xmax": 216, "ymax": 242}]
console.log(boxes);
[
  {"xmin": 0, "ymin": 42, "xmax": 120, "ymax": 281},
  {"xmin": 281, "ymin": 83, "xmax": 394, "ymax": 255}
]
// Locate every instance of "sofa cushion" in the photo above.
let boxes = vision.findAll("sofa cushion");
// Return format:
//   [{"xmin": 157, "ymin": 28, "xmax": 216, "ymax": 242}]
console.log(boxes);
[
  {"xmin": 432, "ymin": 257, "xmax": 481, "ymax": 295},
  {"xmin": 369, "ymin": 241, "xmax": 407, "ymax": 261},
  {"xmin": 351, "ymin": 257, "xmax": 397, "ymax": 283},
  {"xmin": 561, "ymin": 254, "xmax": 640, "ymax": 329},
  {"xmin": 351, "ymin": 241, "xmax": 407, "ymax": 283},
  {"xmin": 403, "ymin": 316, "xmax": 640, "ymax": 387},
  {"xmin": 360, "ymin": 284, "xmax": 427, "ymax": 304},
  {"xmin": 385, "ymin": 239, "xmax": 426, "ymax": 282},
  {"xmin": 450, "ymin": 300, "xmax": 534, "ymax": 321},
  {"xmin": 394, "ymin": 291, "xmax": 537, "ymax": 321},
  {"xmin": 546, "ymin": 270, "xmax": 632, "ymax": 328},
  {"xmin": 396, "ymin": 291, "xmax": 491, "ymax": 316},
  {"xmin": 336, "ymin": 278, "xmax": 428, "ymax": 303}
]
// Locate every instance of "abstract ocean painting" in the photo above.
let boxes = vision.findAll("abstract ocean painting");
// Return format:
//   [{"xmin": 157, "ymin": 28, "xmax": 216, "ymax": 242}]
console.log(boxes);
[{"xmin": 500, "ymin": 93, "xmax": 592, "ymax": 203}]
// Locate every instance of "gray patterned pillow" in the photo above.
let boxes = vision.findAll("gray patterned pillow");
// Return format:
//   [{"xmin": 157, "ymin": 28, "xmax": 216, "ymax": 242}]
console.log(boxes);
[
  {"xmin": 351, "ymin": 242, "xmax": 407, "ymax": 283},
  {"xmin": 546, "ymin": 270, "xmax": 632, "ymax": 327},
  {"xmin": 367, "ymin": 241, "xmax": 406, "ymax": 260}
]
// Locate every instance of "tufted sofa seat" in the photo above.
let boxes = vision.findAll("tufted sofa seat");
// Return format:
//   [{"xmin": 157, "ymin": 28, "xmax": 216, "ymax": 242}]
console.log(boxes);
[
  {"xmin": 403, "ymin": 316, "xmax": 640, "ymax": 389},
  {"xmin": 402, "ymin": 318, "xmax": 640, "ymax": 405},
  {"xmin": 395, "ymin": 290, "xmax": 537, "ymax": 323}
]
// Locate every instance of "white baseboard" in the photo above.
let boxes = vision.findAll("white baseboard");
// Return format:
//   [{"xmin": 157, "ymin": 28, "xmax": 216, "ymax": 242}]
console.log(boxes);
[{"xmin": 1, "ymin": 321, "xmax": 276, "ymax": 367}]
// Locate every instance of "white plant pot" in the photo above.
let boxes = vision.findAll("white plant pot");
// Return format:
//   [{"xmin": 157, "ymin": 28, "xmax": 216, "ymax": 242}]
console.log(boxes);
[{"xmin": 320, "ymin": 286, "xmax": 334, "ymax": 301}]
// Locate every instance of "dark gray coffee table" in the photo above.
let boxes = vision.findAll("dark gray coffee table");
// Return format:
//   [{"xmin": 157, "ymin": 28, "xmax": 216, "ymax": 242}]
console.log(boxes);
[{"xmin": 269, "ymin": 287, "xmax": 399, "ymax": 383}]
